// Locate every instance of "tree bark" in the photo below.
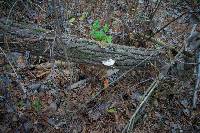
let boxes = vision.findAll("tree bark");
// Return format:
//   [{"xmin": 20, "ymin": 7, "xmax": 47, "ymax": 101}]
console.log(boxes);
[{"xmin": 0, "ymin": 18, "xmax": 164, "ymax": 69}]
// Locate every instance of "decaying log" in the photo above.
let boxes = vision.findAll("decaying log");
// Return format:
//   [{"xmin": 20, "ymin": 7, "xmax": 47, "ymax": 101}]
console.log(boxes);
[{"xmin": 0, "ymin": 18, "xmax": 165, "ymax": 69}]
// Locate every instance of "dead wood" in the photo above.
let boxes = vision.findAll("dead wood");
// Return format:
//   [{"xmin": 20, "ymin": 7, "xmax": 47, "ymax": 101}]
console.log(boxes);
[{"xmin": 0, "ymin": 18, "xmax": 165, "ymax": 69}]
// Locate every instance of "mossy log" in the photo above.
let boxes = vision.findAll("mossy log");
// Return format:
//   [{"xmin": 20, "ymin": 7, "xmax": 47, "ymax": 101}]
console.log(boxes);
[{"xmin": 0, "ymin": 18, "xmax": 164, "ymax": 69}]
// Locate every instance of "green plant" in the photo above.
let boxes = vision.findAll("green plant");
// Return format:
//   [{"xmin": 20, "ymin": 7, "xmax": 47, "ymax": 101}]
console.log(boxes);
[
  {"xmin": 69, "ymin": 17, "xmax": 76, "ymax": 25},
  {"xmin": 33, "ymin": 28, "xmax": 46, "ymax": 34},
  {"xmin": 17, "ymin": 100, "xmax": 24, "ymax": 109},
  {"xmin": 90, "ymin": 20, "xmax": 112, "ymax": 43},
  {"xmin": 32, "ymin": 98, "xmax": 42, "ymax": 112},
  {"xmin": 107, "ymin": 107, "xmax": 117, "ymax": 113}
]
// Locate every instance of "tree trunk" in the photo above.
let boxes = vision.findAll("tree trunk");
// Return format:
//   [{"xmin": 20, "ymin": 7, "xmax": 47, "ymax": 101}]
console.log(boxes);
[{"xmin": 0, "ymin": 18, "xmax": 164, "ymax": 69}]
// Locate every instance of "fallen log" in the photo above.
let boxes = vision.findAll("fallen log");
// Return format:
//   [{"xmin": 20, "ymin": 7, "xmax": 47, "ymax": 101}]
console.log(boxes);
[{"xmin": 0, "ymin": 18, "xmax": 164, "ymax": 69}]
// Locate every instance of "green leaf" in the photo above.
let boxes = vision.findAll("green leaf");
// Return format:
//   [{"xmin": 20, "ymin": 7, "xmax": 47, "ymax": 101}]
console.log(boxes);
[
  {"xmin": 79, "ymin": 15, "xmax": 85, "ymax": 21},
  {"xmin": 107, "ymin": 107, "xmax": 117, "ymax": 113},
  {"xmin": 91, "ymin": 30, "xmax": 106, "ymax": 41},
  {"xmin": 32, "ymin": 98, "xmax": 42, "ymax": 112},
  {"xmin": 103, "ymin": 23, "xmax": 109, "ymax": 33},
  {"xmin": 90, "ymin": 19, "xmax": 112, "ymax": 44},
  {"xmin": 79, "ymin": 12, "xmax": 89, "ymax": 21},
  {"xmin": 17, "ymin": 100, "xmax": 24, "ymax": 109},
  {"xmin": 92, "ymin": 20, "xmax": 100, "ymax": 31},
  {"xmin": 90, "ymin": 30, "xmax": 98, "ymax": 38},
  {"xmin": 94, "ymin": 31, "xmax": 103, "ymax": 40},
  {"xmin": 105, "ymin": 36, "xmax": 112, "ymax": 43},
  {"xmin": 69, "ymin": 17, "xmax": 76, "ymax": 25}
]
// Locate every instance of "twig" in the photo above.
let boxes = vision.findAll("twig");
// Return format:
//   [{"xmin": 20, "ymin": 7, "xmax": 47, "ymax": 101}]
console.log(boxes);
[
  {"xmin": 123, "ymin": 75, "xmax": 163, "ymax": 133},
  {"xmin": 52, "ymin": 0, "xmax": 72, "ymax": 87},
  {"xmin": 193, "ymin": 50, "xmax": 200, "ymax": 109},
  {"xmin": 6, "ymin": 0, "xmax": 19, "ymax": 25},
  {"xmin": 0, "ymin": 47, "xmax": 26, "ymax": 94},
  {"xmin": 149, "ymin": 0, "xmax": 161, "ymax": 20},
  {"xmin": 147, "ymin": 11, "xmax": 187, "ymax": 40},
  {"xmin": 187, "ymin": 23, "xmax": 200, "ymax": 109},
  {"xmin": 131, "ymin": 78, "xmax": 154, "ymax": 88},
  {"xmin": 27, "ymin": 0, "xmax": 47, "ymax": 13},
  {"xmin": 49, "ymin": 40, "xmax": 56, "ymax": 80},
  {"xmin": 5, "ymin": 0, "xmax": 19, "ymax": 51},
  {"xmin": 135, "ymin": 32, "xmax": 175, "ymax": 49},
  {"xmin": 123, "ymin": 63, "xmax": 170, "ymax": 133},
  {"xmin": 123, "ymin": 45, "xmax": 185, "ymax": 132}
]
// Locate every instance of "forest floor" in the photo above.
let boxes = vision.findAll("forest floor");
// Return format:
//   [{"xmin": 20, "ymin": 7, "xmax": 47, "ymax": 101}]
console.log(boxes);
[{"xmin": 0, "ymin": 0, "xmax": 200, "ymax": 133}]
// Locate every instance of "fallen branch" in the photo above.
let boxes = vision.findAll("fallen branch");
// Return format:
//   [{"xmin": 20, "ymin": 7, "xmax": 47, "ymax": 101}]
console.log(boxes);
[{"xmin": 0, "ymin": 18, "xmax": 164, "ymax": 69}]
